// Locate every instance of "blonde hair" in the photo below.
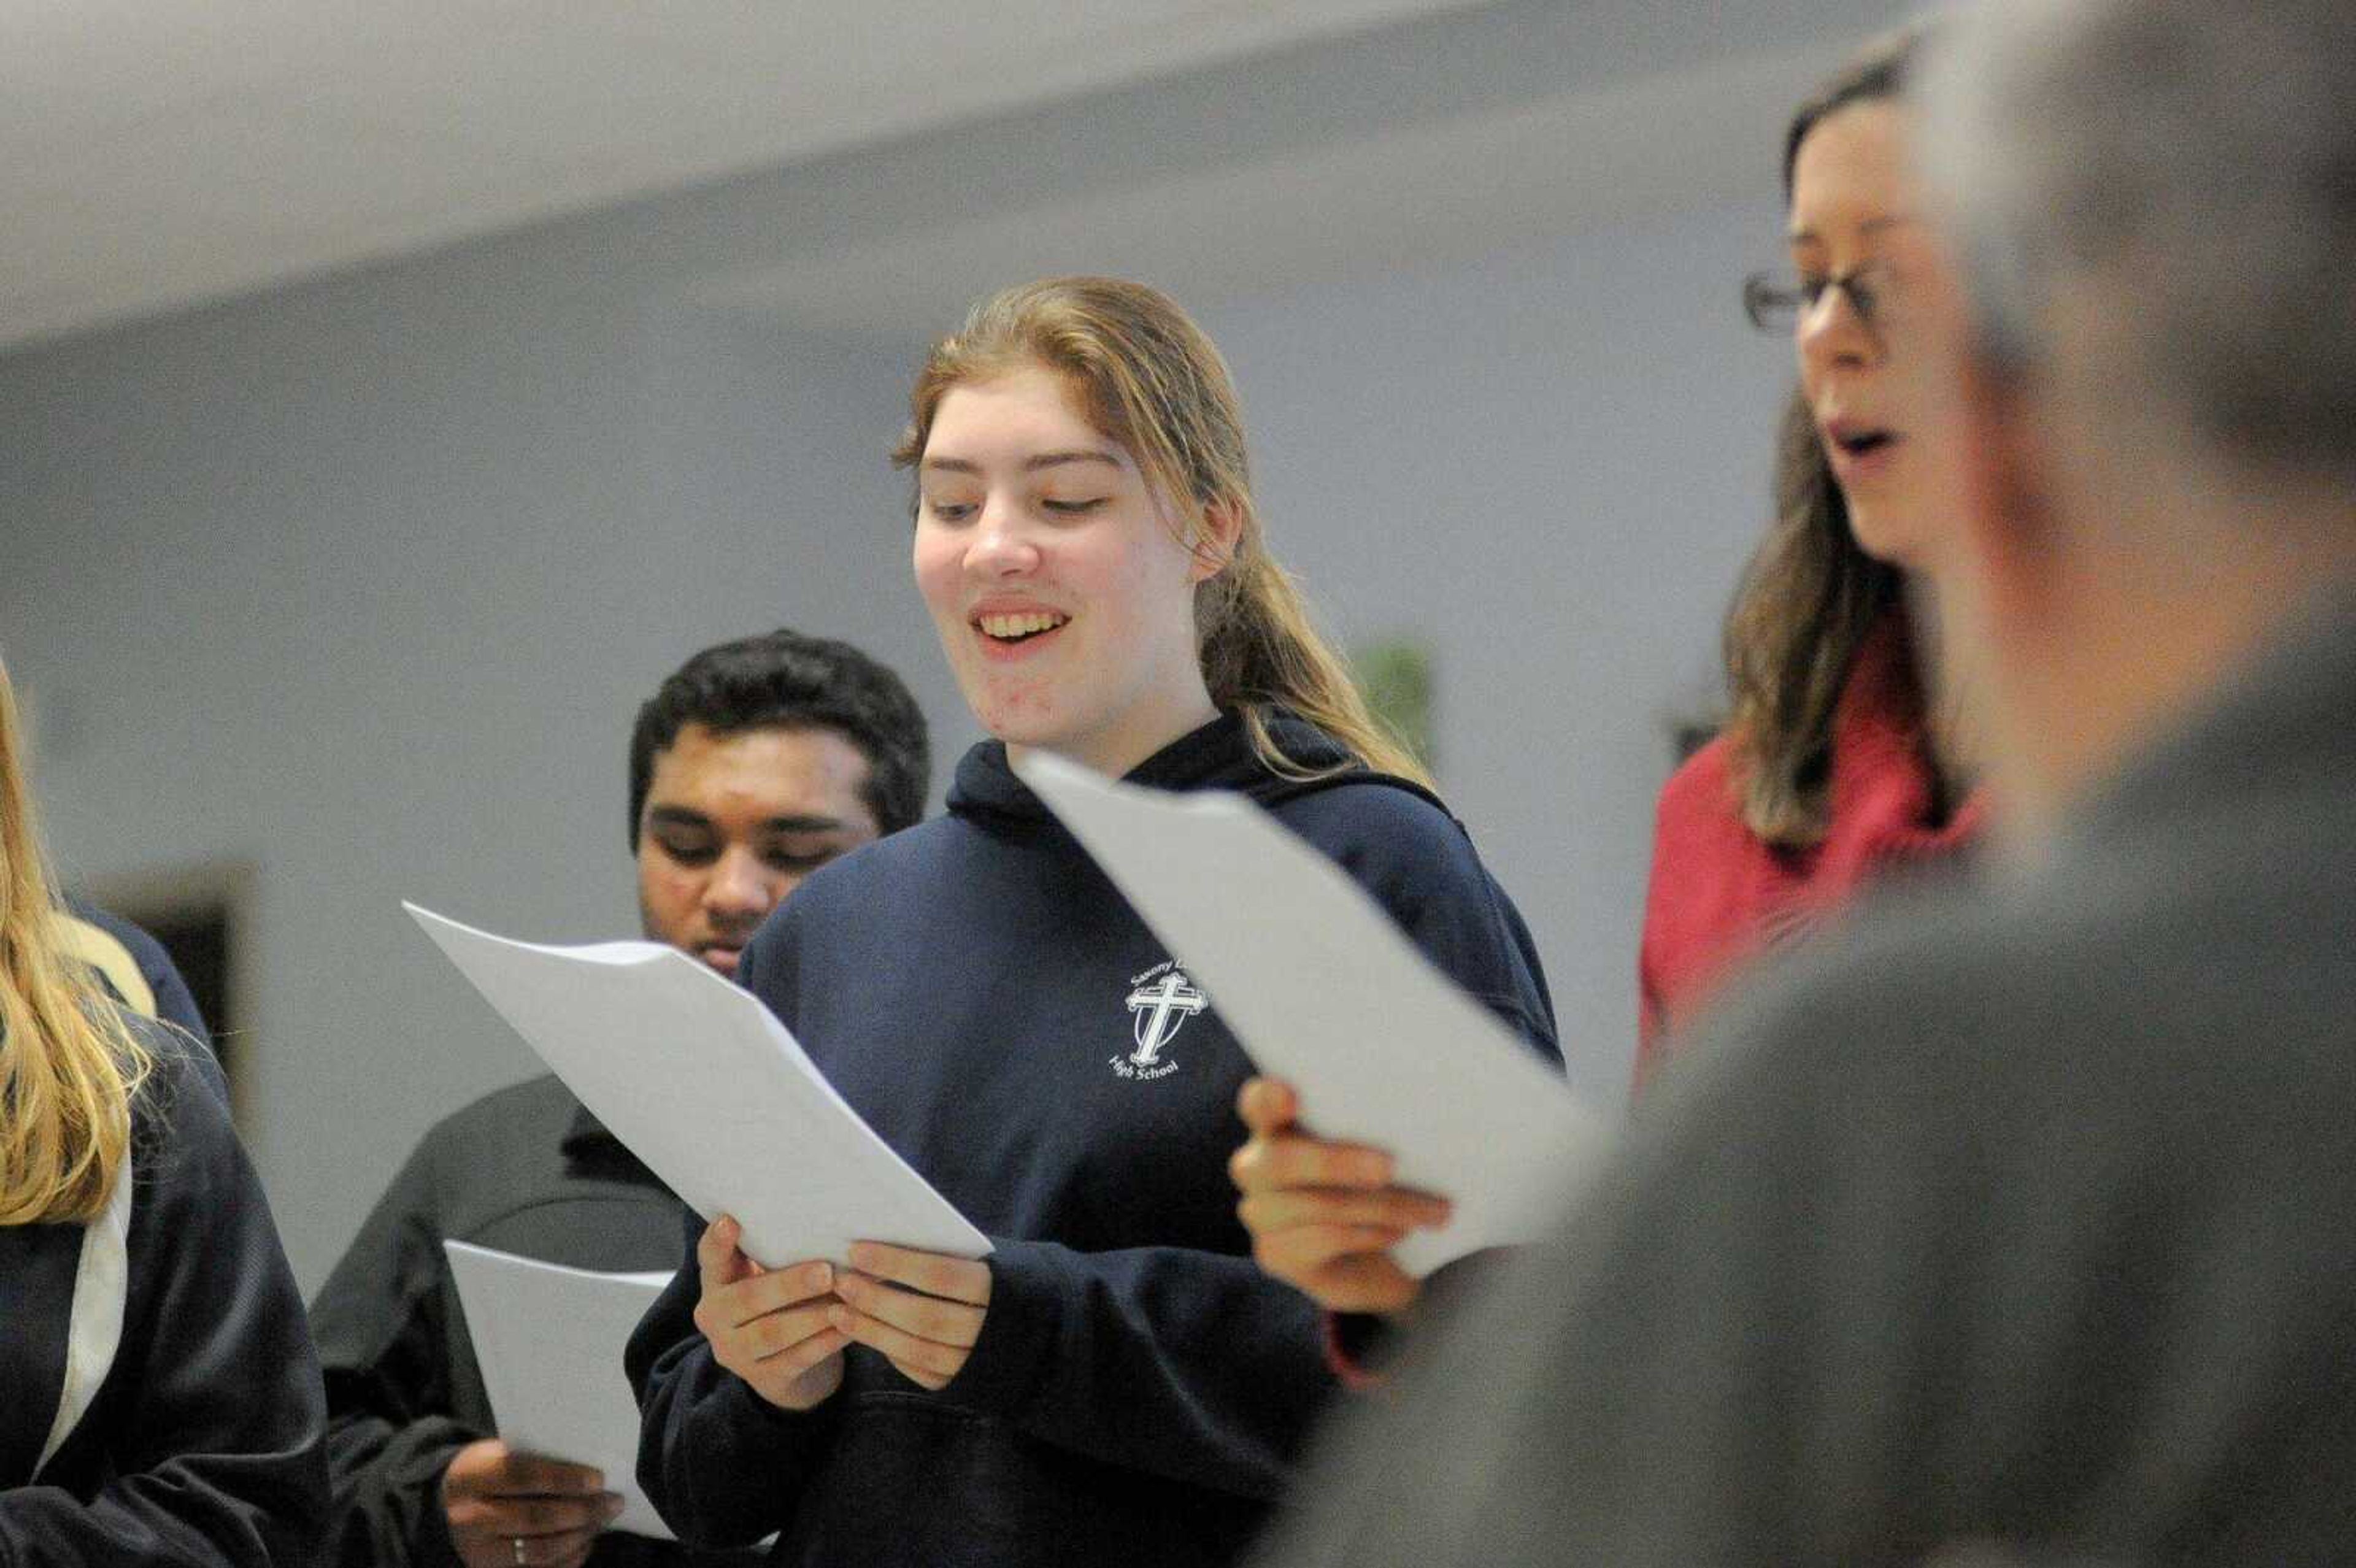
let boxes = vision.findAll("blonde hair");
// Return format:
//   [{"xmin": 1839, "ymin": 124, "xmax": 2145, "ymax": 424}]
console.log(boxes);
[
  {"xmin": 893, "ymin": 276, "xmax": 1433, "ymax": 789},
  {"xmin": 0, "ymin": 655, "xmax": 150, "ymax": 1226}
]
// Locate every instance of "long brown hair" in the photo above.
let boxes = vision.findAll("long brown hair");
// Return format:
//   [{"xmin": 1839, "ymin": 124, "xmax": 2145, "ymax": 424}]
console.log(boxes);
[
  {"xmin": 893, "ymin": 276, "xmax": 1433, "ymax": 788},
  {"xmin": 0, "ymin": 655, "xmax": 151, "ymax": 1226},
  {"xmin": 1724, "ymin": 27, "xmax": 1928, "ymax": 846}
]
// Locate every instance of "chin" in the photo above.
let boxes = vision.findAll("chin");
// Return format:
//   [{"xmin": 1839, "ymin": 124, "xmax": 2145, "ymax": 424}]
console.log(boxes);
[
  {"xmin": 971, "ymin": 694, "xmax": 1076, "ymax": 753},
  {"xmin": 1844, "ymin": 503, "xmax": 1927, "ymax": 570}
]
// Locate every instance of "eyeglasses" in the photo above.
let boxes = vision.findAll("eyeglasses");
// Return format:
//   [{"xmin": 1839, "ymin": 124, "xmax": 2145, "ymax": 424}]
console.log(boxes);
[{"xmin": 1741, "ymin": 265, "xmax": 1898, "ymax": 338}]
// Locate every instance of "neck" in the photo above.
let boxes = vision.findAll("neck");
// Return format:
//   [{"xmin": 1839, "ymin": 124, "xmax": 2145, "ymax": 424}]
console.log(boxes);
[
  {"xmin": 1006, "ymin": 685, "xmax": 1220, "ymax": 781},
  {"xmin": 1994, "ymin": 548, "xmax": 2356, "ymax": 845},
  {"xmin": 1904, "ymin": 575, "xmax": 1993, "ymax": 796}
]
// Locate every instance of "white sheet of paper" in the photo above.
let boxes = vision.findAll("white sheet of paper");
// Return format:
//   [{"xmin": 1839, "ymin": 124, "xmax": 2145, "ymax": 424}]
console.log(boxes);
[
  {"xmin": 1017, "ymin": 753, "xmax": 1604, "ymax": 1275},
  {"xmin": 405, "ymin": 903, "xmax": 990, "ymax": 1269},
  {"xmin": 441, "ymin": 1242, "xmax": 673, "ymax": 1541}
]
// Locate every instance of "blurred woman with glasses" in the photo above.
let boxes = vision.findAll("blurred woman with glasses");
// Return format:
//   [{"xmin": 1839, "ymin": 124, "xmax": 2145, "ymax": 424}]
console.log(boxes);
[
  {"xmin": 1230, "ymin": 23, "xmax": 1991, "ymax": 1342},
  {"xmin": 1634, "ymin": 23, "xmax": 1987, "ymax": 1085}
]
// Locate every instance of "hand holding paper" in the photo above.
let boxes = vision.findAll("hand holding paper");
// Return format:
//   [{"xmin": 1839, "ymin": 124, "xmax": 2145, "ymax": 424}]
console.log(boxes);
[
  {"xmin": 442, "ymin": 1243, "xmax": 674, "ymax": 1541},
  {"xmin": 1017, "ymin": 753, "xmax": 1604, "ymax": 1276},
  {"xmin": 1228, "ymin": 1075, "xmax": 1452, "ymax": 1314},
  {"xmin": 404, "ymin": 903, "xmax": 987, "ymax": 1272},
  {"xmin": 692, "ymin": 1215, "xmax": 849, "ymax": 1412}
]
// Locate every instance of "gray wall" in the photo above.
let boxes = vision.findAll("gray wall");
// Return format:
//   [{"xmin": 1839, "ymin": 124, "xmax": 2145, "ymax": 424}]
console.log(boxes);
[{"xmin": 0, "ymin": 0, "xmax": 1856, "ymax": 1291}]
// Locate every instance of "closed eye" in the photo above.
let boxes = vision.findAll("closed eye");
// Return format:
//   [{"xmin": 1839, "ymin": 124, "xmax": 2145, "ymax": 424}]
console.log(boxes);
[
  {"xmin": 1042, "ymin": 498, "xmax": 1108, "ymax": 516},
  {"xmin": 763, "ymin": 848, "xmax": 843, "ymax": 873}
]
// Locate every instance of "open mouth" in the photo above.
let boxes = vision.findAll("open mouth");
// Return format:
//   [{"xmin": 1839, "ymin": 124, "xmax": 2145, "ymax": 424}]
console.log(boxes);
[
  {"xmin": 1828, "ymin": 426, "xmax": 1900, "ymax": 459},
  {"xmin": 974, "ymin": 611, "xmax": 1070, "ymax": 646}
]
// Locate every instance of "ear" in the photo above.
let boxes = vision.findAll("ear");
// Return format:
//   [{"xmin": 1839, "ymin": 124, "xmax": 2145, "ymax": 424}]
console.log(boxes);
[{"xmin": 1187, "ymin": 498, "xmax": 1243, "ymax": 584}]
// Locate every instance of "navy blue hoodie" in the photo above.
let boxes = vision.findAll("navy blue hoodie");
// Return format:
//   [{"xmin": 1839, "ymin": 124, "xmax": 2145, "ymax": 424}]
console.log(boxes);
[{"xmin": 628, "ymin": 713, "xmax": 1558, "ymax": 1567}]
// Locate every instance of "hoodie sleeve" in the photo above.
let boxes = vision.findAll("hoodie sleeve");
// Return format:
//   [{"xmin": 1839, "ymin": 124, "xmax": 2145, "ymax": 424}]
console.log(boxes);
[
  {"xmin": 942, "ymin": 1237, "xmax": 1333, "ymax": 1498},
  {"xmin": 626, "ymin": 1210, "xmax": 846, "ymax": 1551},
  {"xmin": 306, "ymin": 1133, "xmax": 477, "ymax": 1568},
  {"xmin": 0, "ymin": 1045, "xmax": 328, "ymax": 1568}
]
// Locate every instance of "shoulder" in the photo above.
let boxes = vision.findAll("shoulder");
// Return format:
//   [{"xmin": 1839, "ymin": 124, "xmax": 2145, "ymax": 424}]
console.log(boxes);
[
  {"xmin": 123, "ymin": 1020, "xmax": 260, "ymax": 1225},
  {"xmin": 1650, "ymin": 732, "xmax": 1750, "ymax": 846},
  {"xmin": 415, "ymin": 1072, "xmax": 576, "ymax": 1159},
  {"xmin": 128, "ymin": 1020, "xmax": 231, "ymax": 1149},
  {"xmin": 792, "ymin": 816, "xmax": 977, "ymax": 911},
  {"xmin": 1272, "ymin": 776, "xmax": 1526, "ymax": 932},
  {"xmin": 1271, "ymin": 776, "xmax": 1478, "ymax": 876},
  {"xmin": 748, "ymin": 817, "xmax": 984, "ymax": 959},
  {"xmin": 1656, "ymin": 827, "xmax": 2350, "ymax": 1164}
]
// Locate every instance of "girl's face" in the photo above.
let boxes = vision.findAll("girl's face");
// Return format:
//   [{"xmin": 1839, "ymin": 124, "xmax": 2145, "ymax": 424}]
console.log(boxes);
[
  {"xmin": 912, "ymin": 363, "xmax": 1221, "ymax": 776},
  {"xmin": 1788, "ymin": 100, "xmax": 1970, "ymax": 569}
]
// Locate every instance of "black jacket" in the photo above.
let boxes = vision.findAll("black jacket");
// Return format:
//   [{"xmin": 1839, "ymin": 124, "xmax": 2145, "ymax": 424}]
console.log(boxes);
[
  {"xmin": 1, "ymin": 1029, "xmax": 326, "ymax": 1568},
  {"xmin": 629, "ymin": 713, "xmax": 1560, "ymax": 1567},
  {"xmin": 310, "ymin": 1072, "xmax": 757, "ymax": 1568}
]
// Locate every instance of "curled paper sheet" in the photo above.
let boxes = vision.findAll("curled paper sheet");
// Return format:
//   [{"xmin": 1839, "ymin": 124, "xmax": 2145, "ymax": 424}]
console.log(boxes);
[
  {"xmin": 406, "ymin": 903, "xmax": 988, "ymax": 1270},
  {"xmin": 1017, "ymin": 753, "xmax": 1605, "ymax": 1275}
]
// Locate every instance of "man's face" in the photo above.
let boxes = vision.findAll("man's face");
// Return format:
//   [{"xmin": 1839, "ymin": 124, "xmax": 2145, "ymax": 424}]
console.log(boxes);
[{"xmin": 635, "ymin": 722, "xmax": 882, "ymax": 977}]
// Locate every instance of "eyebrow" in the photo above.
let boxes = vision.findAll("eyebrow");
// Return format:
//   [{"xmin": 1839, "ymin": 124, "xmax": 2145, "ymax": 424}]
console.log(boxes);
[
  {"xmin": 920, "ymin": 449, "xmax": 1125, "ymax": 476},
  {"xmin": 644, "ymin": 805, "xmax": 851, "ymax": 834},
  {"xmin": 1787, "ymin": 213, "xmax": 1921, "ymax": 245}
]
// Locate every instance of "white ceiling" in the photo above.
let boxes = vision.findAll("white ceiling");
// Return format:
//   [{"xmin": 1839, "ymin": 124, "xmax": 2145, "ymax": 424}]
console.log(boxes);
[{"xmin": 0, "ymin": 0, "xmax": 1492, "ymax": 351}]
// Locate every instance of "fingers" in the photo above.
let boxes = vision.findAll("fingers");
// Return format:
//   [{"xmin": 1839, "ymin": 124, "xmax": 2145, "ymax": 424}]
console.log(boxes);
[
  {"xmin": 1296, "ymin": 1252, "xmax": 1424, "ymax": 1316},
  {"xmin": 694, "ymin": 1257, "xmax": 836, "ymax": 1339},
  {"xmin": 507, "ymin": 1528, "xmax": 600, "ymax": 1568},
  {"xmin": 828, "ymin": 1299, "xmax": 972, "ymax": 1390},
  {"xmin": 489, "ymin": 1453, "xmax": 607, "ymax": 1497},
  {"xmin": 1228, "ymin": 1147, "xmax": 1447, "ymax": 1316},
  {"xmin": 743, "ymin": 1323, "xmax": 855, "ymax": 1403},
  {"xmin": 830, "ymin": 1243, "xmax": 992, "ymax": 1391},
  {"xmin": 444, "ymin": 1443, "xmax": 623, "ymax": 1568},
  {"xmin": 460, "ymin": 1493, "xmax": 620, "ymax": 1536},
  {"xmin": 1238, "ymin": 1185, "xmax": 1450, "ymax": 1239},
  {"xmin": 1230, "ymin": 1129, "xmax": 1399, "ymax": 1196},
  {"xmin": 716, "ymin": 1305, "xmax": 851, "ymax": 1412},
  {"xmin": 695, "ymin": 1215, "xmax": 758, "ymax": 1294},
  {"xmin": 846, "ymin": 1242, "xmax": 991, "ymax": 1307},
  {"xmin": 693, "ymin": 1243, "xmax": 852, "ymax": 1412},
  {"xmin": 1242, "ymin": 1205, "xmax": 1429, "ymax": 1313},
  {"xmin": 1235, "ymin": 1076, "xmax": 1299, "ymax": 1135},
  {"xmin": 443, "ymin": 1440, "xmax": 606, "ymax": 1504},
  {"xmin": 455, "ymin": 1520, "xmax": 606, "ymax": 1568},
  {"xmin": 697, "ymin": 1288, "xmax": 840, "ymax": 1382},
  {"xmin": 834, "ymin": 1271, "xmax": 985, "ymax": 1349}
]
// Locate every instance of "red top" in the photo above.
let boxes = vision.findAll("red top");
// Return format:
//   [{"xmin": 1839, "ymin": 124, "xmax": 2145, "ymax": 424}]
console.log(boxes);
[{"xmin": 1635, "ymin": 615, "xmax": 1984, "ymax": 1088}]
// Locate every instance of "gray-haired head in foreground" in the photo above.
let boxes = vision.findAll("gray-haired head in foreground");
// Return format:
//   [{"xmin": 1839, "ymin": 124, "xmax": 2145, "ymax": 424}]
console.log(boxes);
[{"xmin": 1917, "ymin": 0, "xmax": 2356, "ymax": 485}]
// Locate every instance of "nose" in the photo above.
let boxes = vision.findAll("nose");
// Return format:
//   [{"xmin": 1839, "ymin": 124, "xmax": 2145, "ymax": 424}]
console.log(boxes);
[
  {"xmin": 966, "ymin": 494, "xmax": 1042, "ymax": 577},
  {"xmin": 703, "ymin": 844, "xmax": 780, "ymax": 921},
  {"xmin": 1796, "ymin": 280, "xmax": 1874, "ymax": 378}
]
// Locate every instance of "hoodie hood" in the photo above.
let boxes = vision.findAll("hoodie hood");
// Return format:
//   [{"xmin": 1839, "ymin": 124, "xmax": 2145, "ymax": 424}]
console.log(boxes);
[{"xmin": 947, "ymin": 710, "xmax": 1447, "ymax": 829}]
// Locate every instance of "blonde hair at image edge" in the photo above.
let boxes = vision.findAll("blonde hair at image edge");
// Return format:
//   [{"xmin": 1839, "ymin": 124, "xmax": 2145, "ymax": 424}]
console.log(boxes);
[{"xmin": 0, "ymin": 656, "xmax": 150, "ymax": 1226}]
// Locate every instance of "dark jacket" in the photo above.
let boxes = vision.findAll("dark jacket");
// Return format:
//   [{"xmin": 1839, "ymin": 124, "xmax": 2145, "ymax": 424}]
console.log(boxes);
[
  {"xmin": 1, "ymin": 1028, "xmax": 327, "ymax": 1568},
  {"xmin": 310, "ymin": 1072, "xmax": 757, "ymax": 1568},
  {"xmin": 629, "ymin": 713, "xmax": 1560, "ymax": 1568},
  {"xmin": 66, "ymin": 899, "xmax": 212, "ymax": 1051},
  {"xmin": 1261, "ymin": 591, "xmax": 2356, "ymax": 1565}
]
